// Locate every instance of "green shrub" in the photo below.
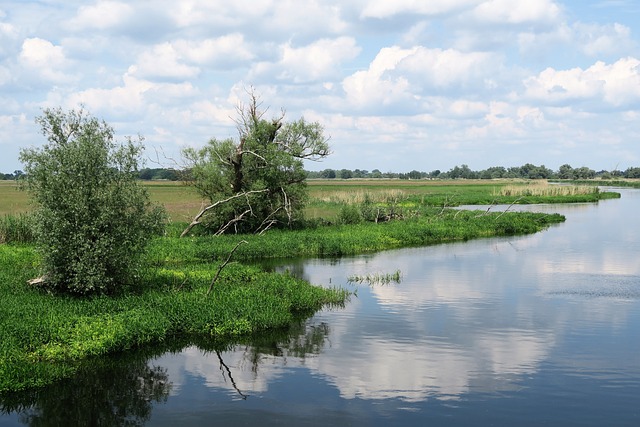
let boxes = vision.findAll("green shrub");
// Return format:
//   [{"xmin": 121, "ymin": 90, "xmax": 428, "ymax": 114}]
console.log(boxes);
[
  {"xmin": 19, "ymin": 107, "xmax": 167, "ymax": 295},
  {"xmin": 338, "ymin": 204, "xmax": 363, "ymax": 224}
]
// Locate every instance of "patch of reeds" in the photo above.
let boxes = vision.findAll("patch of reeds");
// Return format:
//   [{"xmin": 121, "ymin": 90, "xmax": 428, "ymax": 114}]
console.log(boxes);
[
  {"xmin": 0, "ymin": 213, "xmax": 36, "ymax": 244},
  {"xmin": 496, "ymin": 181, "xmax": 599, "ymax": 197},
  {"xmin": 348, "ymin": 270, "xmax": 402, "ymax": 286},
  {"xmin": 312, "ymin": 189, "xmax": 407, "ymax": 205}
]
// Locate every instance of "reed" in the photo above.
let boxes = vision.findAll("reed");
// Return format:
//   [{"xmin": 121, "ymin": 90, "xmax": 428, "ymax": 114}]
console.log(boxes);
[
  {"xmin": 348, "ymin": 270, "xmax": 402, "ymax": 285},
  {"xmin": 496, "ymin": 181, "xmax": 599, "ymax": 197},
  {"xmin": 0, "ymin": 213, "xmax": 36, "ymax": 244}
]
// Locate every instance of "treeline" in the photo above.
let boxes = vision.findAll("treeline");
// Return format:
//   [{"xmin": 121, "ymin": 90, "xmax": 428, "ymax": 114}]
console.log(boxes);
[
  {"xmin": 306, "ymin": 164, "xmax": 640, "ymax": 180},
  {"xmin": 1, "ymin": 168, "xmax": 182, "ymax": 181},
  {"xmin": 4, "ymin": 164, "xmax": 640, "ymax": 181}
]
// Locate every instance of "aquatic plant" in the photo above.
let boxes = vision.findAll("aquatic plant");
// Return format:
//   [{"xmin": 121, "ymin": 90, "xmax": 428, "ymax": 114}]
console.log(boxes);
[{"xmin": 347, "ymin": 270, "xmax": 402, "ymax": 285}]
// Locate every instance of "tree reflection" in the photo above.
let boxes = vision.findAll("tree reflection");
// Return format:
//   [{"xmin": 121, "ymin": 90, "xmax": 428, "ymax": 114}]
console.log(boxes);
[
  {"xmin": 1, "ymin": 349, "xmax": 172, "ymax": 427},
  {"xmin": 0, "ymin": 316, "xmax": 335, "ymax": 423}
]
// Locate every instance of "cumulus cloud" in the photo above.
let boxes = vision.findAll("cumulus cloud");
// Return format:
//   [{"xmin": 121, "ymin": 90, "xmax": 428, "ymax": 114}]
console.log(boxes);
[
  {"xmin": 250, "ymin": 37, "xmax": 360, "ymax": 83},
  {"xmin": 342, "ymin": 46, "xmax": 500, "ymax": 110},
  {"xmin": 173, "ymin": 34, "xmax": 254, "ymax": 66},
  {"xmin": 66, "ymin": 0, "xmax": 134, "ymax": 31},
  {"xmin": 128, "ymin": 43, "xmax": 200, "ymax": 81},
  {"xmin": 18, "ymin": 37, "xmax": 76, "ymax": 84},
  {"xmin": 360, "ymin": 0, "xmax": 481, "ymax": 19},
  {"xmin": 523, "ymin": 57, "xmax": 640, "ymax": 108},
  {"xmin": 468, "ymin": 0, "xmax": 562, "ymax": 26}
]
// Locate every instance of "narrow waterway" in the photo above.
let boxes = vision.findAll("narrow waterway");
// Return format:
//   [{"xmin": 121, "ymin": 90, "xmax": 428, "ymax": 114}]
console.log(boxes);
[{"xmin": 2, "ymin": 189, "xmax": 639, "ymax": 426}]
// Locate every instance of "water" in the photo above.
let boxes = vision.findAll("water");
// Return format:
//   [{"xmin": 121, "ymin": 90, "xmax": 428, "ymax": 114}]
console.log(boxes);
[{"xmin": 2, "ymin": 189, "xmax": 640, "ymax": 426}]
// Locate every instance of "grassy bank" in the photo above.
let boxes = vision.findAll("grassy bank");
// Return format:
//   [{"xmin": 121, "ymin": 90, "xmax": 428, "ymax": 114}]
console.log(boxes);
[
  {"xmin": 0, "ymin": 244, "xmax": 347, "ymax": 392},
  {"xmin": 0, "ymin": 207, "xmax": 565, "ymax": 393},
  {"xmin": 0, "ymin": 177, "xmax": 595, "ymax": 393}
]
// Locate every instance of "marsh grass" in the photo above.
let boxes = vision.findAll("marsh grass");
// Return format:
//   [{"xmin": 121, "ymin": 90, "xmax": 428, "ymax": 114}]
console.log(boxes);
[
  {"xmin": 348, "ymin": 270, "xmax": 402, "ymax": 286},
  {"xmin": 313, "ymin": 189, "xmax": 407, "ymax": 205},
  {"xmin": 496, "ymin": 181, "xmax": 599, "ymax": 197},
  {"xmin": 0, "ymin": 213, "xmax": 36, "ymax": 244}
]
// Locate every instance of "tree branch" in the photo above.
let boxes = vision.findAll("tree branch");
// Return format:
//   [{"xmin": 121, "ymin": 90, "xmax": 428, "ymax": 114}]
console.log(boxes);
[
  {"xmin": 180, "ymin": 189, "xmax": 269, "ymax": 237},
  {"xmin": 207, "ymin": 240, "xmax": 248, "ymax": 296}
]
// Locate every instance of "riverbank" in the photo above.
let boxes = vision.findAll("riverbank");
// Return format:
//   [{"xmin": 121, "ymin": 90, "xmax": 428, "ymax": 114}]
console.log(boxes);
[{"xmin": 0, "ymin": 208, "xmax": 565, "ymax": 393}]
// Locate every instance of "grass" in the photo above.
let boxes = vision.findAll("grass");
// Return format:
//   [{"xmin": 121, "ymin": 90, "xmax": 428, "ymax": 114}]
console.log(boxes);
[
  {"xmin": 0, "ymin": 177, "xmax": 611, "ymax": 393},
  {"xmin": 0, "ymin": 244, "xmax": 348, "ymax": 392},
  {"xmin": 550, "ymin": 178, "xmax": 640, "ymax": 188},
  {"xmin": 497, "ymin": 181, "xmax": 600, "ymax": 197}
]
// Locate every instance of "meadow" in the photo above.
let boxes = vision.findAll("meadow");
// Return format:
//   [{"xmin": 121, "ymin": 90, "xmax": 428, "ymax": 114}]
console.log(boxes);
[{"xmin": 0, "ymin": 178, "xmax": 616, "ymax": 392}]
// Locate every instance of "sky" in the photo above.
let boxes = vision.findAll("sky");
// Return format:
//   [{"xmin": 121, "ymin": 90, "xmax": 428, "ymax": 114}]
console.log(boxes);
[{"xmin": 1, "ymin": 0, "xmax": 639, "ymax": 174}]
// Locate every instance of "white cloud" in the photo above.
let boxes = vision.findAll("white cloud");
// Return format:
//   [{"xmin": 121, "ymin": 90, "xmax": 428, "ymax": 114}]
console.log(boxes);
[
  {"xmin": 524, "ymin": 57, "xmax": 640, "ymax": 108},
  {"xmin": 128, "ymin": 43, "xmax": 200, "ymax": 81},
  {"xmin": 469, "ymin": 0, "xmax": 562, "ymax": 25},
  {"xmin": 65, "ymin": 73, "xmax": 155, "ymax": 116},
  {"xmin": 250, "ymin": 37, "xmax": 361, "ymax": 83},
  {"xmin": 18, "ymin": 37, "xmax": 75, "ymax": 83},
  {"xmin": 174, "ymin": 34, "xmax": 254, "ymax": 66},
  {"xmin": 342, "ymin": 46, "xmax": 499, "ymax": 110},
  {"xmin": 578, "ymin": 22, "xmax": 635, "ymax": 57},
  {"xmin": 360, "ymin": 0, "xmax": 481, "ymax": 19},
  {"xmin": 66, "ymin": 0, "xmax": 134, "ymax": 31}
]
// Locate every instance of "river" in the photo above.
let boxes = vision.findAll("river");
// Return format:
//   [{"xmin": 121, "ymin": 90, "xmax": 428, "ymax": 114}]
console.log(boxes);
[{"xmin": 2, "ymin": 189, "xmax": 639, "ymax": 426}]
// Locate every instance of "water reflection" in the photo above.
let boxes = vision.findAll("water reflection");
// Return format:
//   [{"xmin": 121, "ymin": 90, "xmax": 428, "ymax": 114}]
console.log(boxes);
[{"xmin": 0, "ymin": 348, "xmax": 172, "ymax": 426}]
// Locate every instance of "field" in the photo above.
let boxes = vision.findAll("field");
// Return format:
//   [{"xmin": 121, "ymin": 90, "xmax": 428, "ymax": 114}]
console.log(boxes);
[{"xmin": 1, "ymin": 179, "xmax": 621, "ymax": 223}]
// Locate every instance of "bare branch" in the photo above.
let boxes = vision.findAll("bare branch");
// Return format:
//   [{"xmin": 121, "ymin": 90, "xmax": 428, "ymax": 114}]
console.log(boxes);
[
  {"xmin": 180, "ymin": 189, "xmax": 269, "ymax": 237},
  {"xmin": 215, "ymin": 209, "xmax": 251, "ymax": 236},
  {"xmin": 207, "ymin": 239, "xmax": 248, "ymax": 296}
]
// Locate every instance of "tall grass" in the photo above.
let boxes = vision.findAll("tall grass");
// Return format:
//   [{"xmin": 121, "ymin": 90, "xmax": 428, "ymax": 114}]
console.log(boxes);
[
  {"xmin": 0, "ymin": 213, "xmax": 36, "ymax": 244},
  {"xmin": 496, "ymin": 181, "xmax": 599, "ymax": 197}
]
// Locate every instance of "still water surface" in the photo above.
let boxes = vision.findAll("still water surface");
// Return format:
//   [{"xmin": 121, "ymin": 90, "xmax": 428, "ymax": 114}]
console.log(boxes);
[{"xmin": 2, "ymin": 189, "xmax": 639, "ymax": 426}]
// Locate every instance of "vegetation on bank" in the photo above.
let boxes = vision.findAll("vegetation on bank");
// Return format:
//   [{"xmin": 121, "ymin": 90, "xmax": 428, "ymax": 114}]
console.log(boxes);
[
  {"xmin": 0, "ymin": 243, "xmax": 348, "ymax": 393},
  {"xmin": 0, "ymin": 205, "xmax": 566, "ymax": 393},
  {"xmin": 550, "ymin": 179, "xmax": 640, "ymax": 189}
]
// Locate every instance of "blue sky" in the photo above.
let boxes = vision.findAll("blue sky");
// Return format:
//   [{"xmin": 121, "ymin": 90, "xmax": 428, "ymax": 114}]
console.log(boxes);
[{"xmin": 1, "ymin": 0, "xmax": 639, "ymax": 174}]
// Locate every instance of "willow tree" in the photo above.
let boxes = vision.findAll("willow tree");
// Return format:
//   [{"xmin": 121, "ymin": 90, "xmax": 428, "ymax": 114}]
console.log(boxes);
[
  {"xmin": 19, "ymin": 107, "xmax": 166, "ymax": 295},
  {"xmin": 181, "ymin": 92, "xmax": 330, "ymax": 236}
]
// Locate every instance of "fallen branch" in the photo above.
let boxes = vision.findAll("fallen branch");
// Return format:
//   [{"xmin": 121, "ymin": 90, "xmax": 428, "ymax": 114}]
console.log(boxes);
[
  {"xmin": 207, "ymin": 240, "xmax": 248, "ymax": 296},
  {"xmin": 180, "ymin": 189, "xmax": 269, "ymax": 237},
  {"xmin": 495, "ymin": 197, "xmax": 524, "ymax": 219}
]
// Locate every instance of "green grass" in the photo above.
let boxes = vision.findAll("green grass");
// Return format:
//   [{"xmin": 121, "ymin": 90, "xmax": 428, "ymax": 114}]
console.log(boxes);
[
  {"xmin": 0, "ymin": 243, "xmax": 348, "ymax": 392},
  {"xmin": 306, "ymin": 179, "xmax": 620, "ymax": 220},
  {"xmin": 0, "ymin": 177, "xmax": 602, "ymax": 393}
]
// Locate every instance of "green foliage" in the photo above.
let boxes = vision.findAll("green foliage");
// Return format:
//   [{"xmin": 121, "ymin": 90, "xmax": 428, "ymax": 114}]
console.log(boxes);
[
  {"xmin": 0, "ymin": 244, "xmax": 348, "ymax": 393},
  {"xmin": 182, "ymin": 91, "xmax": 329, "ymax": 235},
  {"xmin": 338, "ymin": 204, "xmax": 363, "ymax": 224},
  {"xmin": 18, "ymin": 107, "xmax": 167, "ymax": 295}
]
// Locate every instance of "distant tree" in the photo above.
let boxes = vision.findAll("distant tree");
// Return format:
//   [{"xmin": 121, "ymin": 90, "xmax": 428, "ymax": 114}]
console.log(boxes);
[
  {"xmin": 338, "ymin": 169, "xmax": 353, "ymax": 179},
  {"xmin": 182, "ymin": 90, "xmax": 330, "ymax": 236},
  {"xmin": 353, "ymin": 169, "xmax": 368, "ymax": 178},
  {"xmin": 407, "ymin": 170, "xmax": 422, "ymax": 180},
  {"xmin": 573, "ymin": 166, "xmax": 596, "ymax": 179},
  {"xmin": 557, "ymin": 164, "xmax": 574, "ymax": 179},
  {"xmin": 19, "ymin": 107, "xmax": 166, "ymax": 295},
  {"xmin": 371, "ymin": 169, "xmax": 383, "ymax": 178},
  {"xmin": 624, "ymin": 167, "xmax": 640, "ymax": 178}
]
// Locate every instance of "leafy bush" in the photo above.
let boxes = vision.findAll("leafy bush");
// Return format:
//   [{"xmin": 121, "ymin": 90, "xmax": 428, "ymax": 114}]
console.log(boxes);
[
  {"xmin": 19, "ymin": 107, "xmax": 166, "ymax": 295},
  {"xmin": 338, "ymin": 204, "xmax": 363, "ymax": 224}
]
